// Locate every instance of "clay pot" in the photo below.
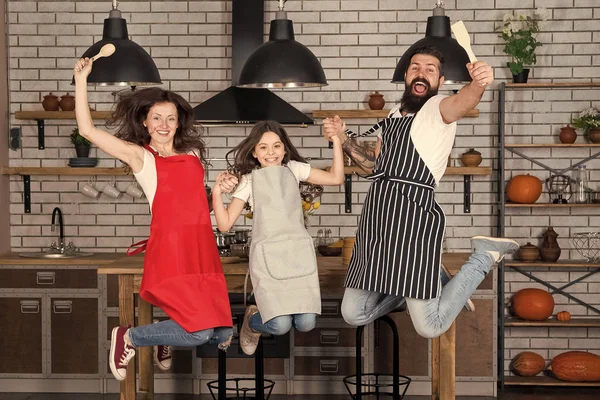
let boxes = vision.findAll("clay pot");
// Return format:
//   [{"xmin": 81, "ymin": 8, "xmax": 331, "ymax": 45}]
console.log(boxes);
[
  {"xmin": 518, "ymin": 242, "xmax": 540, "ymax": 262},
  {"xmin": 42, "ymin": 93, "xmax": 60, "ymax": 111},
  {"xmin": 59, "ymin": 93, "xmax": 75, "ymax": 111},
  {"xmin": 559, "ymin": 125, "xmax": 577, "ymax": 144},
  {"xmin": 587, "ymin": 128, "xmax": 600, "ymax": 144},
  {"xmin": 540, "ymin": 227, "xmax": 561, "ymax": 262},
  {"xmin": 368, "ymin": 91, "xmax": 385, "ymax": 110},
  {"xmin": 460, "ymin": 148, "xmax": 482, "ymax": 167}
]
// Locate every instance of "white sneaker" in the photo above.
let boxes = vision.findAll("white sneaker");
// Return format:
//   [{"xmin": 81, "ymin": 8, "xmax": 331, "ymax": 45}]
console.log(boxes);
[
  {"xmin": 471, "ymin": 236, "xmax": 519, "ymax": 263},
  {"xmin": 239, "ymin": 305, "xmax": 261, "ymax": 356}
]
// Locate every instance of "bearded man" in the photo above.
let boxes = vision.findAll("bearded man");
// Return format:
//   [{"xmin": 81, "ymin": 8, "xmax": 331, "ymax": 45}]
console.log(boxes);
[{"xmin": 322, "ymin": 45, "xmax": 518, "ymax": 338}]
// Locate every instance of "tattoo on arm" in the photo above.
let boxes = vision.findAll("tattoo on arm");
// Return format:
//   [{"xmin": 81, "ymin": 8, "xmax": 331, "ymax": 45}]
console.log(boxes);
[{"xmin": 342, "ymin": 138, "xmax": 375, "ymax": 172}]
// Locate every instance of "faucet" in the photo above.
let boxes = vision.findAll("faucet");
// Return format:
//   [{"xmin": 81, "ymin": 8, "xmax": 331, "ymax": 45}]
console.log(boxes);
[{"xmin": 51, "ymin": 207, "xmax": 65, "ymax": 250}]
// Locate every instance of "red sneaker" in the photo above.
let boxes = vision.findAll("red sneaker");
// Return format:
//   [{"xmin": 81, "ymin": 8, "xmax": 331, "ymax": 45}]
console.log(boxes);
[
  {"xmin": 154, "ymin": 344, "xmax": 172, "ymax": 371},
  {"xmin": 109, "ymin": 326, "xmax": 135, "ymax": 381}
]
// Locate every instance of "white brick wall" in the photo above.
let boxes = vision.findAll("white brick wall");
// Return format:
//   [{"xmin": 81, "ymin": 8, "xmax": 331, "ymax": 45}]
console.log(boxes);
[{"xmin": 6, "ymin": 0, "xmax": 600, "ymax": 379}]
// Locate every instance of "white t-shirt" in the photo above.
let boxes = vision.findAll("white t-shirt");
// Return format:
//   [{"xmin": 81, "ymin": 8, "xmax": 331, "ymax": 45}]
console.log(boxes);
[
  {"xmin": 133, "ymin": 146, "xmax": 202, "ymax": 211},
  {"xmin": 370, "ymin": 94, "xmax": 456, "ymax": 186},
  {"xmin": 231, "ymin": 161, "xmax": 312, "ymax": 208}
]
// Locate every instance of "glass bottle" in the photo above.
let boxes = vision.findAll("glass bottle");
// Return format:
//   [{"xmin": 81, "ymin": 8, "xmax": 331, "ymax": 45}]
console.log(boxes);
[{"xmin": 575, "ymin": 165, "xmax": 589, "ymax": 203}]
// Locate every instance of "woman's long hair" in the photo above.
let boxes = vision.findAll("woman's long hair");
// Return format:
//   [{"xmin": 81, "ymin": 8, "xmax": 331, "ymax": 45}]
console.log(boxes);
[
  {"xmin": 107, "ymin": 87, "xmax": 207, "ymax": 165},
  {"xmin": 226, "ymin": 121, "xmax": 306, "ymax": 177}
]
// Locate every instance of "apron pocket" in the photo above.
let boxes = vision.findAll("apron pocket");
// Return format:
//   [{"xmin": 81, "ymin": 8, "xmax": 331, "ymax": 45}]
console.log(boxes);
[{"xmin": 258, "ymin": 238, "xmax": 317, "ymax": 280}]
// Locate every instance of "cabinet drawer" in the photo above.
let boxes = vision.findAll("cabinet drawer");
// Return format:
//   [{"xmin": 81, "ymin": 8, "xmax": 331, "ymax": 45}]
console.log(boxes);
[
  {"xmin": 294, "ymin": 327, "xmax": 361, "ymax": 348},
  {"xmin": 294, "ymin": 356, "xmax": 364, "ymax": 376},
  {"xmin": 320, "ymin": 300, "xmax": 342, "ymax": 319},
  {"xmin": 0, "ymin": 269, "xmax": 97, "ymax": 289},
  {"xmin": 202, "ymin": 358, "xmax": 285, "ymax": 375}
]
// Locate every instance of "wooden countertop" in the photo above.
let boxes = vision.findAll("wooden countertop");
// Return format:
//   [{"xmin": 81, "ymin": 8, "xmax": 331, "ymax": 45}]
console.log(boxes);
[{"xmin": 0, "ymin": 252, "xmax": 125, "ymax": 265}]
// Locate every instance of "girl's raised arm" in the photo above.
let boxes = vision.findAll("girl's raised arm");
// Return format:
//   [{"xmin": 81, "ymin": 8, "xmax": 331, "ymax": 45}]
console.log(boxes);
[
  {"xmin": 212, "ymin": 173, "xmax": 246, "ymax": 232},
  {"xmin": 305, "ymin": 135, "xmax": 344, "ymax": 186},
  {"xmin": 74, "ymin": 58, "xmax": 145, "ymax": 173}
]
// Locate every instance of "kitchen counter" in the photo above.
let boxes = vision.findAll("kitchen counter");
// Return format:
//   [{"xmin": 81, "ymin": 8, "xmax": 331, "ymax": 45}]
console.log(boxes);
[{"xmin": 0, "ymin": 252, "xmax": 125, "ymax": 265}]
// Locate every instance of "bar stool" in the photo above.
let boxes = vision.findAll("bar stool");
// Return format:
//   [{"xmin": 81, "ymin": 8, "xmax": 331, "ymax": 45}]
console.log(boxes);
[
  {"xmin": 343, "ymin": 305, "xmax": 411, "ymax": 400},
  {"xmin": 205, "ymin": 295, "xmax": 275, "ymax": 400}
]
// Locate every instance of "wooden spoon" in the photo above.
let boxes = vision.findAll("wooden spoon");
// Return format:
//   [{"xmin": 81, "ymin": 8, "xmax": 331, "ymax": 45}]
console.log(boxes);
[
  {"xmin": 91, "ymin": 43, "xmax": 116, "ymax": 62},
  {"xmin": 451, "ymin": 21, "xmax": 477, "ymax": 63}
]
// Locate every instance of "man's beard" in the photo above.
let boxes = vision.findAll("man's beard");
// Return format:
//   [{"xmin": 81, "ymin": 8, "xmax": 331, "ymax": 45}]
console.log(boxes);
[{"xmin": 400, "ymin": 78, "xmax": 438, "ymax": 114}]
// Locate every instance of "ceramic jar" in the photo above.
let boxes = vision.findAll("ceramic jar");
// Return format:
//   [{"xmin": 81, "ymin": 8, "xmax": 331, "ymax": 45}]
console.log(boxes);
[
  {"xmin": 540, "ymin": 226, "xmax": 561, "ymax": 262},
  {"xmin": 368, "ymin": 91, "xmax": 385, "ymax": 110},
  {"xmin": 587, "ymin": 128, "xmax": 600, "ymax": 144},
  {"xmin": 42, "ymin": 93, "xmax": 60, "ymax": 111},
  {"xmin": 460, "ymin": 148, "xmax": 482, "ymax": 167},
  {"xmin": 559, "ymin": 125, "xmax": 577, "ymax": 144},
  {"xmin": 59, "ymin": 93, "xmax": 75, "ymax": 111},
  {"xmin": 518, "ymin": 242, "xmax": 540, "ymax": 262}
]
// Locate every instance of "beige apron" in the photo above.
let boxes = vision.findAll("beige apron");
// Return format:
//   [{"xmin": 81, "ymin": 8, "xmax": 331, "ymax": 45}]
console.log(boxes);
[{"xmin": 249, "ymin": 166, "xmax": 321, "ymax": 322}]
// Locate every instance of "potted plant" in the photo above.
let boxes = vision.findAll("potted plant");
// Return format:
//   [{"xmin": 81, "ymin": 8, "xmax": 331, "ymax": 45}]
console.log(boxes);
[
  {"xmin": 70, "ymin": 128, "xmax": 92, "ymax": 157},
  {"xmin": 572, "ymin": 107, "xmax": 600, "ymax": 143},
  {"xmin": 498, "ymin": 8, "xmax": 547, "ymax": 83}
]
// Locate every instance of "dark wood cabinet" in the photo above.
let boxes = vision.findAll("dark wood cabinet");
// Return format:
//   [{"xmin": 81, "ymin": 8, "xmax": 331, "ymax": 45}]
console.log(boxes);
[
  {"xmin": 0, "ymin": 269, "xmax": 97, "ymax": 289},
  {"xmin": 0, "ymin": 297, "xmax": 43, "ymax": 374},
  {"xmin": 50, "ymin": 298, "xmax": 98, "ymax": 374}
]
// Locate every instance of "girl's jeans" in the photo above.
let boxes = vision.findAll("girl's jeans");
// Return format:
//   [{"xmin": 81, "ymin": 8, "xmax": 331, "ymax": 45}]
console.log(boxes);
[
  {"xmin": 341, "ymin": 252, "xmax": 494, "ymax": 339},
  {"xmin": 129, "ymin": 319, "xmax": 233, "ymax": 349},
  {"xmin": 250, "ymin": 312, "xmax": 317, "ymax": 335}
]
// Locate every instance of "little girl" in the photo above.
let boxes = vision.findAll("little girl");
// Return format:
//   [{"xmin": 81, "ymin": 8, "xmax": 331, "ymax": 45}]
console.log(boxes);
[{"xmin": 212, "ymin": 120, "xmax": 344, "ymax": 355}]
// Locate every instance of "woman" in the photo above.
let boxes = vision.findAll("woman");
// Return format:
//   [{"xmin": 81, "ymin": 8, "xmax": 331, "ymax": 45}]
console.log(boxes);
[{"xmin": 73, "ymin": 57, "xmax": 232, "ymax": 382}]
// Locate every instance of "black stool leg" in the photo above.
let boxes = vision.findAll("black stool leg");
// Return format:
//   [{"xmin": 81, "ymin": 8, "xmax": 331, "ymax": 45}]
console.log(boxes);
[
  {"xmin": 218, "ymin": 348, "xmax": 227, "ymax": 400},
  {"xmin": 378, "ymin": 315, "xmax": 400, "ymax": 399},
  {"xmin": 255, "ymin": 337, "xmax": 264, "ymax": 400},
  {"xmin": 355, "ymin": 325, "xmax": 365, "ymax": 400}
]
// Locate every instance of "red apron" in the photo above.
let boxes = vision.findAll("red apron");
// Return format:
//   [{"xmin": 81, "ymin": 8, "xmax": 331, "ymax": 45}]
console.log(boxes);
[{"xmin": 129, "ymin": 145, "xmax": 232, "ymax": 332}]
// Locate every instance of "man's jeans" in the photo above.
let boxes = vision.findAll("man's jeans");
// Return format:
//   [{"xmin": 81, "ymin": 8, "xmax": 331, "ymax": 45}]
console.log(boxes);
[{"xmin": 341, "ymin": 252, "xmax": 494, "ymax": 338}]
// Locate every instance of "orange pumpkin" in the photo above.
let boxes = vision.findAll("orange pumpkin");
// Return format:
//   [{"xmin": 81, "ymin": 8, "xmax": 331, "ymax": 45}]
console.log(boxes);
[
  {"xmin": 511, "ymin": 288, "xmax": 554, "ymax": 321},
  {"xmin": 556, "ymin": 311, "xmax": 571, "ymax": 321},
  {"xmin": 549, "ymin": 351, "xmax": 600, "ymax": 382},
  {"xmin": 510, "ymin": 352, "xmax": 545, "ymax": 376},
  {"xmin": 506, "ymin": 174, "xmax": 543, "ymax": 204}
]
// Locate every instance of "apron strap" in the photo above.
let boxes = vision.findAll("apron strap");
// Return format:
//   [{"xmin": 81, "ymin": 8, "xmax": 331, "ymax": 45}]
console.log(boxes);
[
  {"xmin": 366, "ymin": 170, "xmax": 434, "ymax": 190},
  {"xmin": 127, "ymin": 239, "xmax": 149, "ymax": 256}
]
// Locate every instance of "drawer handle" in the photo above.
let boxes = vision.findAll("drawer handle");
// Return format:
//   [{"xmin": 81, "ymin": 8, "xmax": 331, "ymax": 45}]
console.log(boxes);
[
  {"xmin": 319, "ymin": 360, "xmax": 339, "ymax": 374},
  {"xmin": 36, "ymin": 271, "xmax": 55, "ymax": 285},
  {"xmin": 53, "ymin": 300, "xmax": 72, "ymax": 314},
  {"xmin": 20, "ymin": 300, "xmax": 40, "ymax": 314},
  {"xmin": 321, "ymin": 302, "xmax": 339, "ymax": 316},
  {"xmin": 320, "ymin": 330, "xmax": 340, "ymax": 345}
]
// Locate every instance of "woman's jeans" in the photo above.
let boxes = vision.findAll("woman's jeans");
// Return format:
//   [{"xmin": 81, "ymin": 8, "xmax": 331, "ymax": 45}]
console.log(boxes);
[
  {"xmin": 341, "ymin": 252, "xmax": 494, "ymax": 339},
  {"xmin": 250, "ymin": 312, "xmax": 317, "ymax": 335},
  {"xmin": 129, "ymin": 319, "xmax": 233, "ymax": 349}
]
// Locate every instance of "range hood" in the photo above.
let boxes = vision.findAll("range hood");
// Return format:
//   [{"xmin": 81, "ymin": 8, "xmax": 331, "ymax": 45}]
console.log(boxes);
[{"xmin": 193, "ymin": 0, "xmax": 314, "ymax": 126}]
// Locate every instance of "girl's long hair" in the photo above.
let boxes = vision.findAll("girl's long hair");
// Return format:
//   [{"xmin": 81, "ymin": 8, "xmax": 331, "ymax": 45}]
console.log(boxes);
[
  {"xmin": 226, "ymin": 121, "xmax": 306, "ymax": 177},
  {"xmin": 107, "ymin": 87, "xmax": 207, "ymax": 165}
]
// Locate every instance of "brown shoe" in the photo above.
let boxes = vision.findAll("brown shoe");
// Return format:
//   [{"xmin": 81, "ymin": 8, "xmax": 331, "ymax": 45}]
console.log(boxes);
[{"xmin": 240, "ymin": 305, "xmax": 261, "ymax": 355}]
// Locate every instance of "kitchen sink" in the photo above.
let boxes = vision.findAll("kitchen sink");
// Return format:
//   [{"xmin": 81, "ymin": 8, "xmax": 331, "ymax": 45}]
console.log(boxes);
[{"xmin": 19, "ymin": 251, "xmax": 95, "ymax": 259}]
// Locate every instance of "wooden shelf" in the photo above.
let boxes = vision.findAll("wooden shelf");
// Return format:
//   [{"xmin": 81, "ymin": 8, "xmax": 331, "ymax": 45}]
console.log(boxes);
[
  {"xmin": 506, "ymin": 82, "xmax": 600, "ymax": 89},
  {"xmin": 336, "ymin": 166, "xmax": 492, "ymax": 176},
  {"xmin": 15, "ymin": 111, "xmax": 112, "ymax": 120},
  {"xmin": 505, "ymin": 318, "xmax": 600, "ymax": 327},
  {"xmin": 505, "ymin": 260, "xmax": 600, "ymax": 268},
  {"xmin": 0, "ymin": 166, "xmax": 128, "ymax": 176},
  {"xmin": 506, "ymin": 143, "xmax": 600, "ymax": 148},
  {"xmin": 504, "ymin": 375, "xmax": 600, "ymax": 387},
  {"xmin": 312, "ymin": 108, "xmax": 479, "ymax": 119},
  {"xmin": 505, "ymin": 202, "xmax": 600, "ymax": 207}
]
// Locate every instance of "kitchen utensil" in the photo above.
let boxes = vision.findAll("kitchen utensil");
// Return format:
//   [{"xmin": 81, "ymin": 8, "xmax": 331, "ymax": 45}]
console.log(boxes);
[
  {"xmin": 572, "ymin": 232, "xmax": 600, "ymax": 262},
  {"xmin": 91, "ymin": 43, "xmax": 116, "ymax": 62},
  {"xmin": 230, "ymin": 243, "xmax": 249, "ymax": 258},
  {"xmin": 451, "ymin": 21, "xmax": 477, "ymax": 63},
  {"xmin": 233, "ymin": 229, "xmax": 251, "ymax": 244},
  {"xmin": 214, "ymin": 231, "xmax": 235, "ymax": 249}
]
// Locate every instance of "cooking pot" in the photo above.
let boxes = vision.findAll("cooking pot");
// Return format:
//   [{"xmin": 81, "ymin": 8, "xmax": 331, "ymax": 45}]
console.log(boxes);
[
  {"xmin": 230, "ymin": 243, "xmax": 249, "ymax": 258},
  {"xmin": 233, "ymin": 228, "xmax": 251, "ymax": 244},
  {"xmin": 214, "ymin": 231, "xmax": 235, "ymax": 249}
]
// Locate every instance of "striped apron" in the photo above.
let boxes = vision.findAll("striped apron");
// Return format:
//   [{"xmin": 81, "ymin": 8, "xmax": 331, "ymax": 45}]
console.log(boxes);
[{"xmin": 344, "ymin": 116, "xmax": 446, "ymax": 299}]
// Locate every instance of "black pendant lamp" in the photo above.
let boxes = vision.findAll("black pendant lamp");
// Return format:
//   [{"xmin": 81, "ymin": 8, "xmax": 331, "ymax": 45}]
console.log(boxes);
[
  {"xmin": 74, "ymin": 0, "xmax": 161, "ymax": 86},
  {"xmin": 392, "ymin": 1, "xmax": 471, "ymax": 84},
  {"xmin": 238, "ymin": 0, "xmax": 327, "ymax": 88}
]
